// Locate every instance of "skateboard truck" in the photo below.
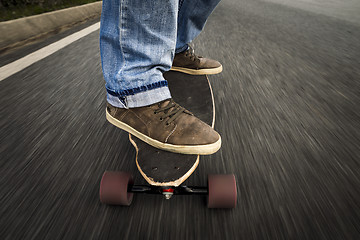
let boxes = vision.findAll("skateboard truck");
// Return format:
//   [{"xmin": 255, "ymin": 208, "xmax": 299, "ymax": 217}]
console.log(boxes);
[
  {"xmin": 100, "ymin": 172, "xmax": 236, "ymax": 208},
  {"xmin": 126, "ymin": 185, "xmax": 207, "ymax": 196},
  {"xmin": 100, "ymin": 173, "xmax": 236, "ymax": 208}
]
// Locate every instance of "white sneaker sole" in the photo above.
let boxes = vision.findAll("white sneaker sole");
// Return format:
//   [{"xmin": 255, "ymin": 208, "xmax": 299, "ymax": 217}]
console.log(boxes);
[
  {"xmin": 106, "ymin": 109, "xmax": 221, "ymax": 155},
  {"xmin": 170, "ymin": 65, "xmax": 223, "ymax": 75}
]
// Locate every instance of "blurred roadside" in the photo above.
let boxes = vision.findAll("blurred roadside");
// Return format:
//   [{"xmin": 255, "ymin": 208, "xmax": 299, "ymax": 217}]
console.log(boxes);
[
  {"xmin": 0, "ymin": 0, "xmax": 101, "ymax": 21},
  {"xmin": 0, "ymin": 1, "xmax": 102, "ymax": 53}
]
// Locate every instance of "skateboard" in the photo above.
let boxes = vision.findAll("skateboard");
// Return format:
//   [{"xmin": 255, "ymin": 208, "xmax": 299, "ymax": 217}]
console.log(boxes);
[{"xmin": 99, "ymin": 71, "xmax": 237, "ymax": 208}]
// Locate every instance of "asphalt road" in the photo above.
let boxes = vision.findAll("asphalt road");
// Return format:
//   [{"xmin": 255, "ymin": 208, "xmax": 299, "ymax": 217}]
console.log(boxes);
[{"xmin": 1, "ymin": 0, "xmax": 359, "ymax": 239}]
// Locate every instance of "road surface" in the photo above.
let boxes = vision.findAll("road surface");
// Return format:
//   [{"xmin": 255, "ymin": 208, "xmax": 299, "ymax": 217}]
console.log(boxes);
[{"xmin": 1, "ymin": 0, "xmax": 359, "ymax": 239}]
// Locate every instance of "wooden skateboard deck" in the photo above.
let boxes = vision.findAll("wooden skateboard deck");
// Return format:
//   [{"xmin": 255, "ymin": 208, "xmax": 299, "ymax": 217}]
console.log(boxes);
[{"xmin": 129, "ymin": 71, "xmax": 215, "ymax": 187}]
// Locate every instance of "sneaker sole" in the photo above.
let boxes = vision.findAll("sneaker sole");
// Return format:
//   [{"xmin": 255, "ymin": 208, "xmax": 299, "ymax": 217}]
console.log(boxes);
[
  {"xmin": 170, "ymin": 65, "xmax": 223, "ymax": 75},
  {"xmin": 106, "ymin": 109, "xmax": 221, "ymax": 155}
]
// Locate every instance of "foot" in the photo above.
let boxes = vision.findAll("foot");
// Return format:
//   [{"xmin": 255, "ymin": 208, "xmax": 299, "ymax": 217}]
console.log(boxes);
[
  {"xmin": 171, "ymin": 46, "xmax": 223, "ymax": 75},
  {"xmin": 106, "ymin": 99, "xmax": 221, "ymax": 155}
]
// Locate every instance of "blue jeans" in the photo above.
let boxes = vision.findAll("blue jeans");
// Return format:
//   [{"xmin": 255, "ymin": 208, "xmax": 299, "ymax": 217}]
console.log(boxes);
[{"xmin": 100, "ymin": 0, "xmax": 221, "ymax": 108}]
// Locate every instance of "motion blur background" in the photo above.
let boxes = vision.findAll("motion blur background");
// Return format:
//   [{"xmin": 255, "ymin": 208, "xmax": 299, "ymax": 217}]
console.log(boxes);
[
  {"xmin": 0, "ymin": 0, "xmax": 100, "ymax": 21},
  {"xmin": 1, "ymin": 0, "xmax": 359, "ymax": 239}
]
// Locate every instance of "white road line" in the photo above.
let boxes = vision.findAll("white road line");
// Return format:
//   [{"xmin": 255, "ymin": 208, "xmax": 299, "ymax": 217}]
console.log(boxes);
[{"xmin": 0, "ymin": 22, "xmax": 100, "ymax": 82}]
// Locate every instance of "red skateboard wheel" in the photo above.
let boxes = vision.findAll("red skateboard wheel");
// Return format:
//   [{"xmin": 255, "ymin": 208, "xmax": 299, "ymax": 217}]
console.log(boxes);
[
  {"xmin": 208, "ymin": 174, "xmax": 237, "ymax": 208},
  {"xmin": 100, "ymin": 171, "xmax": 134, "ymax": 206}
]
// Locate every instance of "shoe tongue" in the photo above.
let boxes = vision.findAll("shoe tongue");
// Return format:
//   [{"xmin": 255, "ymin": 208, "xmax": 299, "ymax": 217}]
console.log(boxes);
[
  {"xmin": 156, "ymin": 99, "xmax": 192, "ymax": 116},
  {"xmin": 158, "ymin": 99, "xmax": 179, "ymax": 115},
  {"xmin": 158, "ymin": 99, "xmax": 171, "ymax": 108}
]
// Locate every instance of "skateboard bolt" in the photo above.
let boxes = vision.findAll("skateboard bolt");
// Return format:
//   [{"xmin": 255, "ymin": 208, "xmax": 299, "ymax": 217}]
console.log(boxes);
[{"xmin": 162, "ymin": 188, "xmax": 174, "ymax": 199}]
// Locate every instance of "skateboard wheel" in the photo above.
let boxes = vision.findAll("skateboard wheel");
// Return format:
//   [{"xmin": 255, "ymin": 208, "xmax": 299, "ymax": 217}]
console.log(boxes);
[
  {"xmin": 207, "ymin": 174, "xmax": 237, "ymax": 208},
  {"xmin": 100, "ymin": 171, "xmax": 134, "ymax": 206}
]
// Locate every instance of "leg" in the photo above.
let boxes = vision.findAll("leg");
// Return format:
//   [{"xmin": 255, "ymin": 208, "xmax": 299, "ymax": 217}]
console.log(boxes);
[
  {"xmin": 176, "ymin": 0, "xmax": 222, "ymax": 53},
  {"xmin": 100, "ymin": 0, "xmax": 178, "ymax": 108},
  {"xmin": 100, "ymin": 0, "xmax": 221, "ymax": 155},
  {"xmin": 171, "ymin": 0, "xmax": 223, "ymax": 75}
]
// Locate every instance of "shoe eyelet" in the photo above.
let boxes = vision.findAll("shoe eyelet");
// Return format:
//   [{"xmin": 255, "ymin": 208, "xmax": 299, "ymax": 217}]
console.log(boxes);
[
  {"xmin": 154, "ymin": 111, "xmax": 157, "ymax": 114},
  {"xmin": 165, "ymin": 122, "xmax": 169, "ymax": 126},
  {"xmin": 159, "ymin": 117, "xmax": 163, "ymax": 121}
]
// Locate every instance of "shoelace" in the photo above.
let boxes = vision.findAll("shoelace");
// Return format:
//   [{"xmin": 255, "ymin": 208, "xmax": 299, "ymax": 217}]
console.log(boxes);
[
  {"xmin": 184, "ymin": 46, "xmax": 201, "ymax": 62},
  {"xmin": 154, "ymin": 100, "xmax": 188, "ymax": 125}
]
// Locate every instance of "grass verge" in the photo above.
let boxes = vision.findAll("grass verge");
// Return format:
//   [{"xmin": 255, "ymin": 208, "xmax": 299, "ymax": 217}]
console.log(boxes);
[{"xmin": 0, "ymin": 0, "xmax": 100, "ymax": 22}]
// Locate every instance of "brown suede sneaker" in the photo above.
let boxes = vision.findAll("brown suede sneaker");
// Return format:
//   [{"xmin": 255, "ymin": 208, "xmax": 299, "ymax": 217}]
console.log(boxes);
[
  {"xmin": 171, "ymin": 46, "xmax": 223, "ymax": 75},
  {"xmin": 106, "ymin": 99, "xmax": 221, "ymax": 155}
]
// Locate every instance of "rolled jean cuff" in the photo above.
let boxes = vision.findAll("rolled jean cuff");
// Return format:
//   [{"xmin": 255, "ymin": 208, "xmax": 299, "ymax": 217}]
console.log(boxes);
[{"xmin": 107, "ymin": 86, "xmax": 172, "ymax": 108}]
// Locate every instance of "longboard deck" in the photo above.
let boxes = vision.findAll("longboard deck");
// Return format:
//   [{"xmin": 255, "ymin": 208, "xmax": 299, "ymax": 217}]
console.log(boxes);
[{"xmin": 130, "ymin": 71, "xmax": 215, "ymax": 186}]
